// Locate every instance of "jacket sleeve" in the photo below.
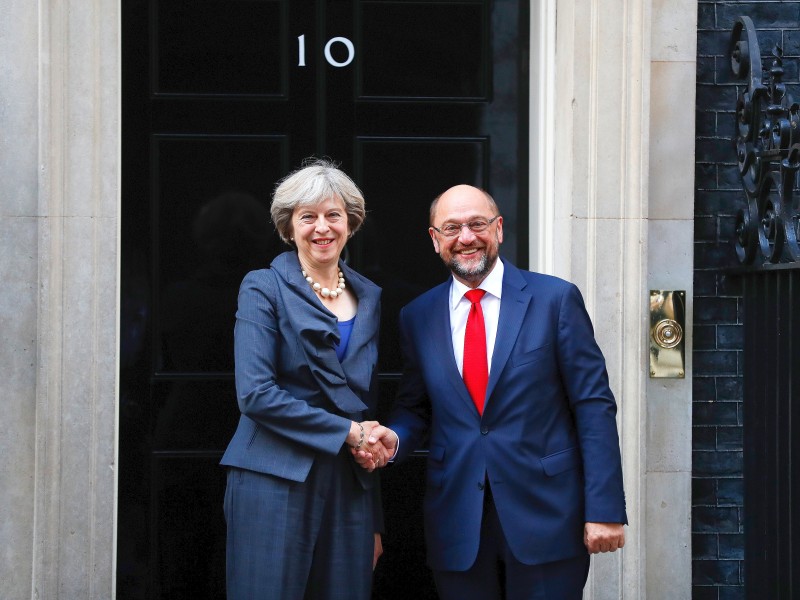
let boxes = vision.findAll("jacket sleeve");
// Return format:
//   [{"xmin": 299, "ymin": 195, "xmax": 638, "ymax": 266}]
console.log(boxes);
[
  {"xmin": 234, "ymin": 270, "xmax": 352, "ymax": 455},
  {"xmin": 387, "ymin": 305, "xmax": 433, "ymax": 462},
  {"xmin": 556, "ymin": 283, "xmax": 627, "ymax": 524}
]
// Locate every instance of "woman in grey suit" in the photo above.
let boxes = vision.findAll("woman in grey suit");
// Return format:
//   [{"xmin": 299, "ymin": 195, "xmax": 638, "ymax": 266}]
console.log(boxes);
[{"xmin": 221, "ymin": 158, "xmax": 384, "ymax": 599}]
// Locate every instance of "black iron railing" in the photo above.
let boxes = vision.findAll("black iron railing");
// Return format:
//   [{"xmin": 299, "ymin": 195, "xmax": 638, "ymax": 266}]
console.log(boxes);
[
  {"xmin": 730, "ymin": 16, "xmax": 800, "ymax": 265},
  {"xmin": 728, "ymin": 17, "xmax": 800, "ymax": 598},
  {"xmin": 740, "ymin": 269, "xmax": 800, "ymax": 599}
]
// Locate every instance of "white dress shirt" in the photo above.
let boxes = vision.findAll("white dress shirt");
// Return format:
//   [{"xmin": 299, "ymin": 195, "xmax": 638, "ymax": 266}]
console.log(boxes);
[{"xmin": 449, "ymin": 259, "xmax": 504, "ymax": 375}]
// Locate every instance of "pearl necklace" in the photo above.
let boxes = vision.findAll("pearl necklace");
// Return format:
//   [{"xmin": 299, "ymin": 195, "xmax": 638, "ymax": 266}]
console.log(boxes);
[{"xmin": 302, "ymin": 268, "xmax": 346, "ymax": 299}]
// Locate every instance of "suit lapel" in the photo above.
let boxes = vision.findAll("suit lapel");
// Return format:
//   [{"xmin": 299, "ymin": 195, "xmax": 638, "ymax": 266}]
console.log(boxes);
[
  {"xmin": 270, "ymin": 252, "xmax": 368, "ymax": 413},
  {"xmin": 485, "ymin": 262, "xmax": 531, "ymax": 403},
  {"xmin": 275, "ymin": 251, "xmax": 338, "ymax": 328},
  {"xmin": 426, "ymin": 281, "xmax": 481, "ymax": 414}
]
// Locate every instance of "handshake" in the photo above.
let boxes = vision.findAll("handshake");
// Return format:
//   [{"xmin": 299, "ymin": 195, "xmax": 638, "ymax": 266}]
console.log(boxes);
[{"xmin": 347, "ymin": 421, "xmax": 399, "ymax": 472}]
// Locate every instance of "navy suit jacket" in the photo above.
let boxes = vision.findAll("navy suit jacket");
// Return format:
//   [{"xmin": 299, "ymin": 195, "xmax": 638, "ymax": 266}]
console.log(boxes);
[
  {"xmin": 389, "ymin": 259, "xmax": 627, "ymax": 571},
  {"xmin": 220, "ymin": 251, "xmax": 382, "ymax": 494}
]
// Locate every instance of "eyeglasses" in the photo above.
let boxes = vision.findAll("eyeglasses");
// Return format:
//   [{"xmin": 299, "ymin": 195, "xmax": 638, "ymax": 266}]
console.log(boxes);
[{"xmin": 431, "ymin": 215, "xmax": 500, "ymax": 238}]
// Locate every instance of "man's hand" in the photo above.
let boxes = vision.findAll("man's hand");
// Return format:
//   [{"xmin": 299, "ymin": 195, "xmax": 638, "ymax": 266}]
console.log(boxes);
[
  {"xmin": 350, "ymin": 424, "xmax": 398, "ymax": 471},
  {"xmin": 583, "ymin": 522, "xmax": 625, "ymax": 554},
  {"xmin": 364, "ymin": 424, "xmax": 398, "ymax": 467}
]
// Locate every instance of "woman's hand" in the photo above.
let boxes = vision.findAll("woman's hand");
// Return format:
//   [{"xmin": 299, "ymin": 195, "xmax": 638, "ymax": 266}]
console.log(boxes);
[
  {"xmin": 346, "ymin": 421, "xmax": 366, "ymax": 449},
  {"xmin": 373, "ymin": 533, "xmax": 383, "ymax": 569}
]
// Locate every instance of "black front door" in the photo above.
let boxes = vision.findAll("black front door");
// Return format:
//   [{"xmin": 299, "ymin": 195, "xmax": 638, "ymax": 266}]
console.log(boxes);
[{"xmin": 119, "ymin": 1, "xmax": 529, "ymax": 597}]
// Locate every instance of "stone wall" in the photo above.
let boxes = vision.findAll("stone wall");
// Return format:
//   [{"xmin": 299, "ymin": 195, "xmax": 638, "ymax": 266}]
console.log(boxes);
[{"xmin": 0, "ymin": 1, "xmax": 121, "ymax": 598}]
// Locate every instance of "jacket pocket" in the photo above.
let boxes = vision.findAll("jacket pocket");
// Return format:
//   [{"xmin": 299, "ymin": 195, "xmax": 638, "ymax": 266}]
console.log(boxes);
[
  {"xmin": 510, "ymin": 343, "xmax": 552, "ymax": 368},
  {"xmin": 540, "ymin": 446, "xmax": 581, "ymax": 476},
  {"xmin": 428, "ymin": 444, "xmax": 446, "ymax": 463},
  {"xmin": 426, "ymin": 444, "xmax": 446, "ymax": 488}
]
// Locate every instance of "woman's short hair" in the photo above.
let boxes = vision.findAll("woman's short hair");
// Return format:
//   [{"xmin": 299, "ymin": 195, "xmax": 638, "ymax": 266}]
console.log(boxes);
[{"xmin": 271, "ymin": 158, "xmax": 366, "ymax": 245}]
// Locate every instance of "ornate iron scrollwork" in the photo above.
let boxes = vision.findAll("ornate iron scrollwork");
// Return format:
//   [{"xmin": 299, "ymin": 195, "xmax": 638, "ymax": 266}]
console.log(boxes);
[{"xmin": 730, "ymin": 16, "xmax": 800, "ymax": 265}]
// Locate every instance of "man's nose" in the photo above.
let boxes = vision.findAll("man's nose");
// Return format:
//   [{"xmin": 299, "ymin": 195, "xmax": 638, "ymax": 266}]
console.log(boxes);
[{"xmin": 457, "ymin": 224, "xmax": 477, "ymax": 243}]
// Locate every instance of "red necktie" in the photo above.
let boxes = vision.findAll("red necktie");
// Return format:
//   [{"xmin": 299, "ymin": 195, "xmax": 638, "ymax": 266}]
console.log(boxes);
[{"xmin": 463, "ymin": 289, "xmax": 488, "ymax": 414}]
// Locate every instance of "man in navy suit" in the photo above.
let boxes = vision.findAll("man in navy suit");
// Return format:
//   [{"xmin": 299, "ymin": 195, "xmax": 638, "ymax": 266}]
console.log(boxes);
[{"xmin": 363, "ymin": 184, "xmax": 627, "ymax": 599}]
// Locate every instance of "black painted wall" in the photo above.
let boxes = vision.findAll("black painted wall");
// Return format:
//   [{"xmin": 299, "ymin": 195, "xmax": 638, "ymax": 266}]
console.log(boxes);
[{"xmin": 694, "ymin": 3, "xmax": 800, "ymax": 598}]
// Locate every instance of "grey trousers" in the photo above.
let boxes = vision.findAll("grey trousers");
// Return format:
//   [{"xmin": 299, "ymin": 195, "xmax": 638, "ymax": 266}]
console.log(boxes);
[{"xmin": 224, "ymin": 448, "xmax": 374, "ymax": 600}]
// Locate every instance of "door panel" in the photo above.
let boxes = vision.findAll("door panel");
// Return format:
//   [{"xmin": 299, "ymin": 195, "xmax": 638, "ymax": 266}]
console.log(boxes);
[
  {"xmin": 358, "ymin": 2, "xmax": 489, "ymax": 100},
  {"xmin": 153, "ymin": 0, "xmax": 285, "ymax": 96},
  {"xmin": 120, "ymin": 1, "xmax": 528, "ymax": 597},
  {"xmin": 152, "ymin": 135, "xmax": 286, "ymax": 374}
]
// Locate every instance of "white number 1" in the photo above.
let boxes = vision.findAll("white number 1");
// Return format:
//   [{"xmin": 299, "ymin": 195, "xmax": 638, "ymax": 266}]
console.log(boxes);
[{"xmin": 298, "ymin": 34, "xmax": 307, "ymax": 67}]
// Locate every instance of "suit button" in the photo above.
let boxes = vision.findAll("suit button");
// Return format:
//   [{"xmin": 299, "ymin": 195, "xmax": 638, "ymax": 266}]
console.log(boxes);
[
  {"xmin": 480, "ymin": 426, "xmax": 489, "ymax": 435},
  {"xmin": 478, "ymin": 482, "xmax": 485, "ymax": 490}
]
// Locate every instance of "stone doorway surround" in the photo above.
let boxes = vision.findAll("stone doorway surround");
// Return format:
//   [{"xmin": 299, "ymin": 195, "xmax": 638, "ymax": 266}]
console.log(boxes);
[
  {"xmin": 531, "ymin": 0, "xmax": 696, "ymax": 597},
  {"xmin": 0, "ymin": 0, "xmax": 695, "ymax": 597}
]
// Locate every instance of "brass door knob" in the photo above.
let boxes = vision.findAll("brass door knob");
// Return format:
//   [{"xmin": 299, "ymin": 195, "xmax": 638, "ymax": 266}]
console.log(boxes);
[{"xmin": 652, "ymin": 318, "xmax": 683, "ymax": 349}]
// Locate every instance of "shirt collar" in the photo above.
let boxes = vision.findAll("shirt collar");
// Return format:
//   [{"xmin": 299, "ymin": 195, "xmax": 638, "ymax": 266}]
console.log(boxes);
[{"xmin": 449, "ymin": 258, "xmax": 505, "ymax": 309}]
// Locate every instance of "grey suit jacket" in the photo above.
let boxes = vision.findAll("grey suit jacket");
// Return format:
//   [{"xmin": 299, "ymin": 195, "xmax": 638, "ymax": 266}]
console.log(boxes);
[{"xmin": 220, "ymin": 251, "xmax": 382, "ymax": 490}]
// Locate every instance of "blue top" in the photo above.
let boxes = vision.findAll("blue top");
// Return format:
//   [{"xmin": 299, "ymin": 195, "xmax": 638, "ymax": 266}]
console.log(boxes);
[{"xmin": 335, "ymin": 316, "xmax": 356, "ymax": 361}]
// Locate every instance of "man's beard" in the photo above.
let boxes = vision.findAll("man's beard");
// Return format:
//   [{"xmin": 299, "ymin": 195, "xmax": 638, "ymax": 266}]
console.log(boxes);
[{"xmin": 446, "ymin": 250, "xmax": 495, "ymax": 284}]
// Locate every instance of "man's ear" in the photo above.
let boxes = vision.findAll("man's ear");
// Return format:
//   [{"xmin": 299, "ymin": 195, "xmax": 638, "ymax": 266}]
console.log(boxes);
[{"xmin": 429, "ymin": 228, "xmax": 440, "ymax": 254}]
